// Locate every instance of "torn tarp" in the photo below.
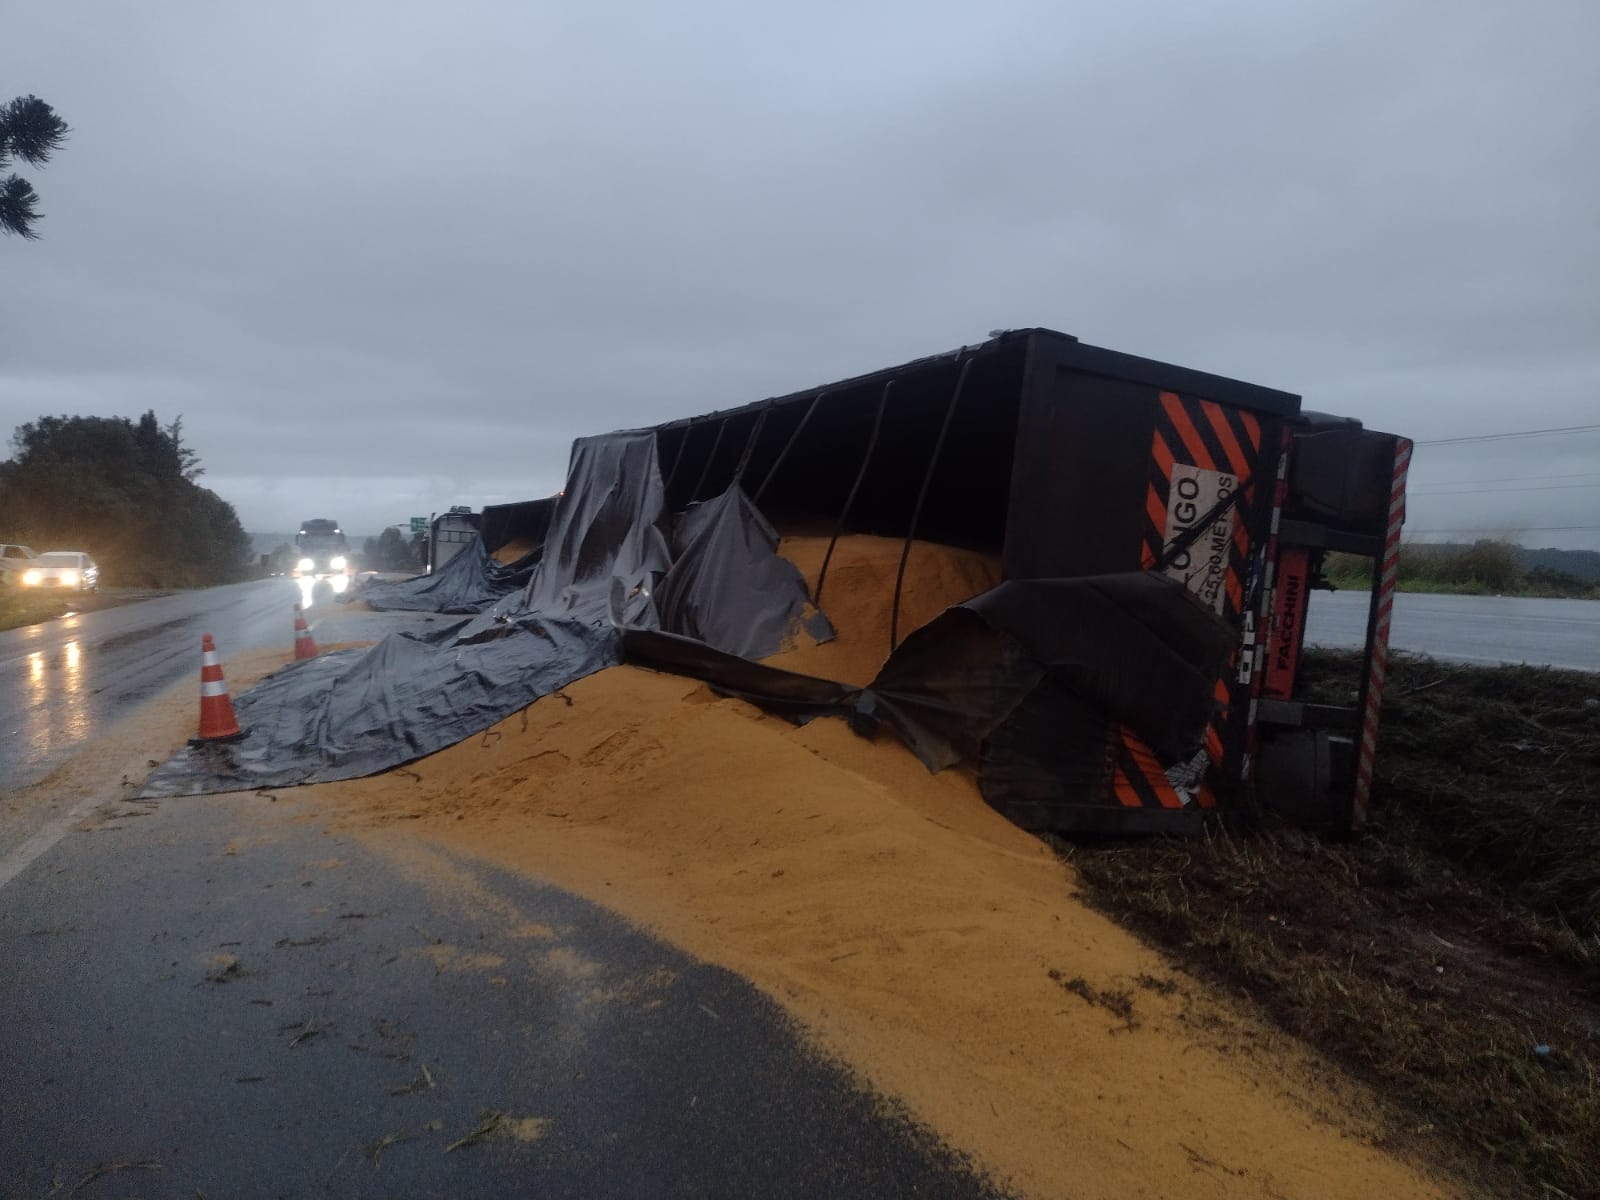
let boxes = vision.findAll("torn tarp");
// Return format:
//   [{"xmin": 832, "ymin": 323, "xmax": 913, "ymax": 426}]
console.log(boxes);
[
  {"xmin": 876, "ymin": 575, "xmax": 1234, "ymax": 833},
  {"xmin": 870, "ymin": 574, "xmax": 1233, "ymax": 772},
  {"xmin": 519, "ymin": 431, "xmax": 671, "ymax": 625},
  {"xmin": 144, "ymin": 432, "xmax": 832, "ymax": 798},
  {"xmin": 356, "ymin": 535, "xmax": 537, "ymax": 614},
  {"xmin": 143, "ymin": 616, "xmax": 621, "ymax": 795},
  {"xmin": 626, "ymin": 572, "xmax": 1233, "ymax": 834},
  {"xmin": 656, "ymin": 487, "xmax": 833, "ymax": 661}
]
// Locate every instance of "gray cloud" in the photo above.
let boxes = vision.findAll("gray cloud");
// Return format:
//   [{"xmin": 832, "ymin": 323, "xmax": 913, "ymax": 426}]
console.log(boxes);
[{"xmin": 3, "ymin": 0, "xmax": 1596, "ymax": 546}]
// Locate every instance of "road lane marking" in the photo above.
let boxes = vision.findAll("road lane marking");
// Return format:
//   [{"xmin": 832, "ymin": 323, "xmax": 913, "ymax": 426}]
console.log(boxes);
[{"xmin": 0, "ymin": 792, "xmax": 111, "ymax": 891}]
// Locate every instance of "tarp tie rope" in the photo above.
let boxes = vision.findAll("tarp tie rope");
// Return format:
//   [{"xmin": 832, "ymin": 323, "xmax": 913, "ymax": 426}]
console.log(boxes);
[
  {"xmin": 815, "ymin": 379, "xmax": 894, "ymax": 605},
  {"xmin": 753, "ymin": 389, "xmax": 827, "ymax": 506},
  {"xmin": 891, "ymin": 356, "xmax": 974, "ymax": 649},
  {"xmin": 690, "ymin": 417, "xmax": 728, "ymax": 502},
  {"xmin": 731, "ymin": 401, "xmax": 774, "ymax": 485},
  {"xmin": 662, "ymin": 418, "xmax": 696, "ymax": 493}
]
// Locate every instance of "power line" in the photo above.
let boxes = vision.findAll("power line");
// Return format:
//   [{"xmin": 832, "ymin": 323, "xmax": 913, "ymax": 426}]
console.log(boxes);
[
  {"xmin": 1410, "ymin": 482, "xmax": 1600, "ymax": 496},
  {"xmin": 1413, "ymin": 471, "xmax": 1600, "ymax": 486},
  {"xmin": 1404, "ymin": 525, "xmax": 1600, "ymax": 534},
  {"xmin": 1415, "ymin": 423, "xmax": 1600, "ymax": 447}
]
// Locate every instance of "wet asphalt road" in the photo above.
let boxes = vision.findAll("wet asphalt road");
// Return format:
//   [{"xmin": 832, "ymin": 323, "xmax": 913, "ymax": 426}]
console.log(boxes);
[
  {"xmin": 0, "ymin": 789, "xmax": 1004, "ymax": 1199},
  {"xmin": 0, "ymin": 586, "xmax": 1008, "ymax": 1199},
  {"xmin": 0, "ymin": 578, "xmax": 422, "ymax": 794},
  {"xmin": 1306, "ymin": 589, "xmax": 1600, "ymax": 672}
]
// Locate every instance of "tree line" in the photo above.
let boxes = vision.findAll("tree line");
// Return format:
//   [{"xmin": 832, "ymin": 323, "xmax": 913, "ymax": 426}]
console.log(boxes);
[
  {"xmin": 0, "ymin": 412, "xmax": 251, "ymax": 587},
  {"xmin": 1325, "ymin": 539, "xmax": 1598, "ymax": 599}
]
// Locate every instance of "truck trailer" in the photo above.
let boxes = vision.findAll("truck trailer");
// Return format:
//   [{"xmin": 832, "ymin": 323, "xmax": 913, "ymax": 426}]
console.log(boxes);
[{"xmin": 648, "ymin": 328, "xmax": 1410, "ymax": 833}]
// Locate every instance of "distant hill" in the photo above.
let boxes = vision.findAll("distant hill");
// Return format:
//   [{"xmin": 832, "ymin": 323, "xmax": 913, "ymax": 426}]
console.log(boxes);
[
  {"xmin": 1410, "ymin": 543, "xmax": 1600, "ymax": 585},
  {"xmin": 1516, "ymin": 546, "xmax": 1600, "ymax": 584}
]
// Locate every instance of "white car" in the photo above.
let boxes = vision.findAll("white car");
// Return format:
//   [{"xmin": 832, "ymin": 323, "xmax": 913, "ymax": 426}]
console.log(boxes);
[
  {"xmin": 20, "ymin": 550, "xmax": 100, "ymax": 593},
  {"xmin": 0, "ymin": 543, "xmax": 39, "ymax": 585}
]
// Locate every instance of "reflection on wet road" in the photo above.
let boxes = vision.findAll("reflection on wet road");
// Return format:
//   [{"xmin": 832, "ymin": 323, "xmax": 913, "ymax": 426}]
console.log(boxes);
[
  {"xmin": 20, "ymin": 638, "xmax": 89, "ymax": 762},
  {"xmin": 296, "ymin": 571, "xmax": 349, "ymax": 610},
  {"xmin": 0, "ymin": 579, "xmax": 408, "ymax": 794}
]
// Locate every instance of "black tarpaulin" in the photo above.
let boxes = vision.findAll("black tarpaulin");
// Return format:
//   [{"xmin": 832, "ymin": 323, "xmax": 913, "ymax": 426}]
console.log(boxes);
[
  {"xmin": 520, "ymin": 432, "xmax": 671, "ymax": 626},
  {"xmin": 144, "ymin": 434, "xmax": 831, "ymax": 798},
  {"xmin": 624, "ymin": 573, "xmax": 1232, "ymax": 833},
  {"xmin": 622, "ymin": 628, "xmax": 859, "ymax": 724},
  {"xmin": 655, "ymin": 488, "xmax": 834, "ymax": 662},
  {"xmin": 143, "ymin": 616, "xmax": 621, "ymax": 795},
  {"xmin": 956, "ymin": 574, "xmax": 1232, "ymax": 765},
  {"xmin": 356, "ymin": 536, "xmax": 537, "ymax": 614}
]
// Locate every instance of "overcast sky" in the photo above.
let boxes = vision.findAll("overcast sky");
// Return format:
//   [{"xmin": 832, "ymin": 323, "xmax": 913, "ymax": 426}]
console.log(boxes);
[{"xmin": 3, "ymin": 0, "xmax": 1597, "ymax": 547}]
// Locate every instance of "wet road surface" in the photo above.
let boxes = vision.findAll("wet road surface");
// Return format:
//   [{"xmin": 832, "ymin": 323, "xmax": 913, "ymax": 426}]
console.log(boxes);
[
  {"xmin": 0, "ymin": 788, "xmax": 1003, "ymax": 1199},
  {"xmin": 1306, "ymin": 590, "xmax": 1600, "ymax": 671},
  {"xmin": 0, "ymin": 584, "xmax": 1006, "ymax": 1197},
  {"xmin": 0, "ymin": 578, "xmax": 422, "ymax": 794}
]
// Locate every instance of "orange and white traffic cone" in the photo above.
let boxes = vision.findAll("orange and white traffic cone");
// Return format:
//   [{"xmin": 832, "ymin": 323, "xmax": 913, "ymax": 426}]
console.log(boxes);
[
  {"xmin": 292, "ymin": 604, "xmax": 319, "ymax": 660},
  {"xmin": 194, "ymin": 633, "xmax": 246, "ymax": 744}
]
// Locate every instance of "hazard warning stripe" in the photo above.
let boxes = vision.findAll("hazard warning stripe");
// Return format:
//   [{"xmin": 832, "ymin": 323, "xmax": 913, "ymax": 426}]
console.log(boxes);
[
  {"xmin": 1143, "ymin": 485, "xmax": 1165, "ymax": 567},
  {"xmin": 1224, "ymin": 404, "xmax": 1264, "ymax": 458},
  {"xmin": 1161, "ymin": 392, "xmax": 1258, "ymax": 482},
  {"xmin": 1144, "ymin": 427, "xmax": 1178, "ymax": 567},
  {"xmin": 1351, "ymin": 437, "xmax": 1414, "ymax": 828},
  {"xmin": 1111, "ymin": 767, "xmax": 1144, "ymax": 808},
  {"xmin": 1147, "ymin": 390, "xmax": 1278, "ymax": 796},
  {"xmin": 1159, "ymin": 393, "xmax": 1215, "ymax": 471},
  {"xmin": 1201, "ymin": 402, "xmax": 1251, "ymax": 477},
  {"xmin": 1188, "ymin": 406, "xmax": 1239, "ymax": 480},
  {"xmin": 1115, "ymin": 747, "xmax": 1166, "ymax": 809},
  {"xmin": 1150, "ymin": 396, "xmax": 1236, "ymax": 774},
  {"xmin": 1205, "ymin": 675, "xmax": 1229, "ymax": 766},
  {"xmin": 1115, "ymin": 732, "xmax": 1187, "ymax": 810},
  {"xmin": 1151, "ymin": 424, "xmax": 1177, "ymax": 476}
]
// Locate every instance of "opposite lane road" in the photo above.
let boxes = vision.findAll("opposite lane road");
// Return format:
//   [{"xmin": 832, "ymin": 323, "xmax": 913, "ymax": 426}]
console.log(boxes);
[
  {"xmin": 1307, "ymin": 590, "xmax": 1599, "ymax": 672},
  {"xmin": 0, "ymin": 578, "xmax": 407, "ymax": 794}
]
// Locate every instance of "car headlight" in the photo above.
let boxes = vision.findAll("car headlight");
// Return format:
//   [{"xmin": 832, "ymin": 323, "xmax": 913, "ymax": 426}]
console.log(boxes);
[
  {"xmin": 61, "ymin": 570, "xmax": 79, "ymax": 586},
  {"xmin": 330, "ymin": 555, "xmax": 348, "ymax": 570},
  {"xmin": 297, "ymin": 557, "xmax": 314, "ymax": 572},
  {"xmin": 22, "ymin": 569, "xmax": 41, "ymax": 585}
]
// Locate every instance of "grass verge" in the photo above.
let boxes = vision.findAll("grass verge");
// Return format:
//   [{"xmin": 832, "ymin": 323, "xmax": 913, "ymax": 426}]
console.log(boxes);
[
  {"xmin": 1062, "ymin": 650, "xmax": 1600, "ymax": 1199},
  {"xmin": 0, "ymin": 589, "xmax": 79, "ymax": 632},
  {"xmin": 0, "ymin": 586, "xmax": 170, "ymax": 632}
]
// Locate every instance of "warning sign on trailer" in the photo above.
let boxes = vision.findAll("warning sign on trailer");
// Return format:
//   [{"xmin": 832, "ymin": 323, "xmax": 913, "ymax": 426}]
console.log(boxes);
[{"xmin": 1162, "ymin": 463, "xmax": 1236, "ymax": 614}]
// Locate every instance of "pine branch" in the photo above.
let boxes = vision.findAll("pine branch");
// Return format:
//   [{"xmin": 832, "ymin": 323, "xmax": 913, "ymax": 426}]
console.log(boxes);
[
  {"xmin": 0, "ymin": 174, "xmax": 42, "ymax": 238},
  {"xmin": 0, "ymin": 96, "xmax": 70, "ymax": 165}
]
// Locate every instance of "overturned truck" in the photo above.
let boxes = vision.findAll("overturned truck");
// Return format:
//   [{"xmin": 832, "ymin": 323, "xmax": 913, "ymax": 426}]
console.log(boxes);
[
  {"xmin": 156, "ymin": 328, "xmax": 1409, "ymax": 836},
  {"xmin": 641, "ymin": 327, "xmax": 1410, "ymax": 833}
]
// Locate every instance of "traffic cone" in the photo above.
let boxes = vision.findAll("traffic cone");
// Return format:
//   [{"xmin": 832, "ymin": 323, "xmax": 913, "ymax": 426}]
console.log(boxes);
[
  {"xmin": 194, "ymin": 633, "xmax": 246, "ymax": 744},
  {"xmin": 292, "ymin": 604, "xmax": 319, "ymax": 660}
]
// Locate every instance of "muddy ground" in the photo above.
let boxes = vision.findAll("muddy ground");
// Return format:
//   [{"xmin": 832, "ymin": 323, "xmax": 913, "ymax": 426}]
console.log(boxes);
[{"xmin": 1066, "ymin": 650, "xmax": 1600, "ymax": 1199}]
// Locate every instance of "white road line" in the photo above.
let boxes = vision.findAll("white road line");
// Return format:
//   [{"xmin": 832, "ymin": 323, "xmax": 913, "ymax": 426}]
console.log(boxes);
[{"xmin": 0, "ymin": 792, "xmax": 113, "ymax": 891}]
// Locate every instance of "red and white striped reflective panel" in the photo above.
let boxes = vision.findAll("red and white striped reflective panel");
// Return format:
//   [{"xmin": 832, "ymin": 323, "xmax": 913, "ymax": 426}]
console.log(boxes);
[{"xmin": 1352, "ymin": 437, "xmax": 1413, "ymax": 828}]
